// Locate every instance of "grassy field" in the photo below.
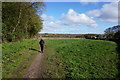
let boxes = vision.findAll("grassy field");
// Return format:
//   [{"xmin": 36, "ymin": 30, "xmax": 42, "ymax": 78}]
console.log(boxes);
[
  {"xmin": 2, "ymin": 38, "xmax": 119, "ymax": 78},
  {"xmin": 2, "ymin": 39, "xmax": 40, "ymax": 78},
  {"xmin": 44, "ymin": 39, "xmax": 119, "ymax": 78}
]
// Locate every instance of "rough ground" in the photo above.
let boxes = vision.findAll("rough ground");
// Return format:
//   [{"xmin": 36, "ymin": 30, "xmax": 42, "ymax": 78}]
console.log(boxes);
[{"xmin": 24, "ymin": 53, "xmax": 44, "ymax": 78}]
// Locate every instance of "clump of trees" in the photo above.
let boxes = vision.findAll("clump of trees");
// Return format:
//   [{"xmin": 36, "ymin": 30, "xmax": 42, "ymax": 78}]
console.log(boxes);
[
  {"xmin": 83, "ymin": 34, "xmax": 105, "ymax": 40},
  {"xmin": 104, "ymin": 25, "xmax": 120, "ymax": 41},
  {"xmin": 84, "ymin": 34, "xmax": 98, "ymax": 39},
  {"xmin": 2, "ymin": 2, "xmax": 45, "ymax": 42}
]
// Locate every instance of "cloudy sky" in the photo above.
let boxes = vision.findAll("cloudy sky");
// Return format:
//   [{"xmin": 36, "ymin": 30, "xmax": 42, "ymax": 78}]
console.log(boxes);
[{"xmin": 39, "ymin": 2, "xmax": 118, "ymax": 34}]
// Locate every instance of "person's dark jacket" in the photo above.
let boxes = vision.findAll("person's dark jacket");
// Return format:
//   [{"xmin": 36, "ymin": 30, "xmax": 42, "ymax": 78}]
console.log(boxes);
[{"xmin": 39, "ymin": 39, "xmax": 44, "ymax": 45}]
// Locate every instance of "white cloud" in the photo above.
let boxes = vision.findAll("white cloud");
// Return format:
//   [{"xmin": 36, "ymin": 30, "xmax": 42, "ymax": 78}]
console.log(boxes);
[
  {"xmin": 35, "ymin": 0, "xmax": 119, "ymax": 2},
  {"xmin": 41, "ymin": 14, "xmax": 47, "ymax": 19},
  {"xmin": 79, "ymin": 0, "xmax": 119, "ymax": 2},
  {"xmin": 87, "ymin": 2, "xmax": 118, "ymax": 22},
  {"xmin": 80, "ymin": 2, "xmax": 99, "ymax": 5},
  {"xmin": 44, "ymin": 21, "xmax": 62, "ymax": 28},
  {"xmin": 80, "ymin": 0, "xmax": 99, "ymax": 2},
  {"xmin": 41, "ymin": 9, "xmax": 99, "ymax": 33},
  {"xmin": 41, "ymin": 14, "xmax": 54, "ymax": 20},
  {"xmin": 41, "ymin": 20, "xmax": 63, "ymax": 33},
  {"xmin": 62, "ymin": 9, "xmax": 98, "ymax": 27},
  {"xmin": 87, "ymin": 10, "xmax": 101, "ymax": 17},
  {"xmin": 49, "ymin": 16, "xmax": 54, "ymax": 20}
]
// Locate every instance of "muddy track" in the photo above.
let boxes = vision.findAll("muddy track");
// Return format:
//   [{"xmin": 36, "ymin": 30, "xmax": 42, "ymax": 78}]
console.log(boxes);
[{"xmin": 24, "ymin": 53, "xmax": 44, "ymax": 78}]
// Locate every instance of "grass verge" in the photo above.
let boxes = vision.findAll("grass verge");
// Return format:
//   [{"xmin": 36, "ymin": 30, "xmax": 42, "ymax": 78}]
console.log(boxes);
[{"xmin": 2, "ymin": 39, "xmax": 40, "ymax": 78}]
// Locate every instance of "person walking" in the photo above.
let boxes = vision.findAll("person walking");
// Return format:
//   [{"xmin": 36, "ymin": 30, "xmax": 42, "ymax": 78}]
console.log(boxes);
[{"xmin": 39, "ymin": 38, "xmax": 45, "ymax": 53}]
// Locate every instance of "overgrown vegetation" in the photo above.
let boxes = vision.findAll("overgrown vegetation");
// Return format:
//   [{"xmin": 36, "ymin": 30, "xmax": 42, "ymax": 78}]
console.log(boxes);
[
  {"xmin": 2, "ymin": 39, "xmax": 40, "ymax": 78},
  {"xmin": 2, "ymin": 2, "xmax": 45, "ymax": 42},
  {"xmin": 44, "ymin": 39, "xmax": 118, "ymax": 78}
]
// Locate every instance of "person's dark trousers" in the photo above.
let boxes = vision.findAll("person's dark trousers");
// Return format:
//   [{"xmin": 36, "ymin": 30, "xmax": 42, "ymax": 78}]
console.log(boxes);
[{"xmin": 40, "ymin": 44, "xmax": 44, "ymax": 53}]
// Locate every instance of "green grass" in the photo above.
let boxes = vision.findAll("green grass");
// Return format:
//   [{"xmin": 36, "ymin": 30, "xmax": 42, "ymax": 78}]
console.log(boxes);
[
  {"xmin": 2, "ymin": 39, "xmax": 40, "ymax": 78},
  {"xmin": 2, "ymin": 38, "xmax": 119, "ymax": 78},
  {"xmin": 44, "ymin": 39, "xmax": 118, "ymax": 78}
]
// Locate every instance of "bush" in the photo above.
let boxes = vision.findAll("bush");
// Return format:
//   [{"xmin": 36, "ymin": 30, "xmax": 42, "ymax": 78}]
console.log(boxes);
[{"xmin": 114, "ymin": 31, "xmax": 120, "ymax": 41}]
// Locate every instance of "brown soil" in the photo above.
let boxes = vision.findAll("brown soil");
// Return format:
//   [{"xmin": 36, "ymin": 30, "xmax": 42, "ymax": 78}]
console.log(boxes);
[{"xmin": 24, "ymin": 53, "xmax": 44, "ymax": 78}]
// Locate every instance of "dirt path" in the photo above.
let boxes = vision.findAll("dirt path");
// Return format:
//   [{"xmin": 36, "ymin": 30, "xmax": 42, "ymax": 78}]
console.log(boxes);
[{"xmin": 24, "ymin": 53, "xmax": 44, "ymax": 78}]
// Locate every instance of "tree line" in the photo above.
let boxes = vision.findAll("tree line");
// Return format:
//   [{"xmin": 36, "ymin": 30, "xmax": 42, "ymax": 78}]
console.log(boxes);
[
  {"xmin": 2, "ymin": 2, "xmax": 45, "ymax": 42},
  {"xmin": 104, "ymin": 25, "xmax": 120, "ymax": 41},
  {"xmin": 39, "ymin": 25, "xmax": 120, "ymax": 41}
]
